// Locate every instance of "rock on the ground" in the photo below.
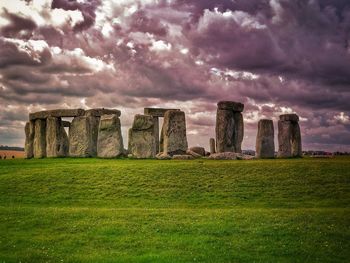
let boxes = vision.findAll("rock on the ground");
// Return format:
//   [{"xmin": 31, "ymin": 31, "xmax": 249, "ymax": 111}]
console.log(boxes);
[
  {"xmin": 186, "ymin": 149, "xmax": 203, "ymax": 158},
  {"xmin": 189, "ymin": 146, "xmax": 206, "ymax": 156},
  {"xmin": 208, "ymin": 152, "xmax": 239, "ymax": 160},
  {"xmin": 156, "ymin": 152, "xmax": 171, "ymax": 160}
]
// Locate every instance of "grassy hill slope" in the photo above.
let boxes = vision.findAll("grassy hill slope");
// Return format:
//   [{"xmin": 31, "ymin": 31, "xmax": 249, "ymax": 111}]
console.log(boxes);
[{"xmin": 0, "ymin": 157, "xmax": 349, "ymax": 262}]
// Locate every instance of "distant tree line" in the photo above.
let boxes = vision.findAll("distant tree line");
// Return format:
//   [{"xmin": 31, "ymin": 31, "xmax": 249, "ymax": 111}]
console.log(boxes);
[{"xmin": 0, "ymin": 145, "xmax": 24, "ymax": 151}]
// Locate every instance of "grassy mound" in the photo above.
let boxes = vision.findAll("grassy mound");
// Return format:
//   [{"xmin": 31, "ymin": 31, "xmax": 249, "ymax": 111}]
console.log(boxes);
[{"xmin": 0, "ymin": 157, "xmax": 349, "ymax": 262}]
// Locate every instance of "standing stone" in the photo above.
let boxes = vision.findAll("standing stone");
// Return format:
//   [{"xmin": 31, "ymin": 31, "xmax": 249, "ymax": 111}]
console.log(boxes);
[
  {"xmin": 209, "ymin": 138, "xmax": 216, "ymax": 154},
  {"xmin": 233, "ymin": 112, "xmax": 244, "ymax": 153},
  {"xmin": 46, "ymin": 117, "xmax": 69, "ymax": 157},
  {"xmin": 33, "ymin": 119, "xmax": 46, "ymax": 158},
  {"xmin": 128, "ymin": 114, "xmax": 157, "ymax": 158},
  {"xmin": 277, "ymin": 120, "xmax": 292, "ymax": 158},
  {"xmin": 159, "ymin": 125, "xmax": 164, "ymax": 153},
  {"xmin": 216, "ymin": 108, "xmax": 235, "ymax": 152},
  {"xmin": 291, "ymin": 123, "xmax": 302, "ymax": 157},
  {"xmin": 69, "ymin": 116, "xmax": 99, "ymax": 157},
  {"xmin": 162, "ymin": 110, "xmax": 188, "ymax": 156},
  {"xmin": 153, "ymin": 116, "xmax": 160, "ymax": 153},
  {"xmin": 277, "ymin": 114, "xmax": 302, "ymax": 158},
  {"xmin": 216, "ymin": 101, "xmax": 244, "ymax": 153},
  {"xmin": 256, "ymin": 119, "xmax": 275, "ymax": 158},
  {"xmin": 97, "ymin": 114, "xmax": 124, "ymax": 158},
  {"xmin": 24, "ymin": 121, "xmax": 35, "ymax": 159}
]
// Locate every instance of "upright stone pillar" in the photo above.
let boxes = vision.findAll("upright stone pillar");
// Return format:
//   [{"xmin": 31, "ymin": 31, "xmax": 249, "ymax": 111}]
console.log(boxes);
[
  {"xmin": 209, "ymin": 138, "xmax": 216, "ymax": 154},
  {"xmin": 33, "ymin": 119, "xmax": 46, "ymax": 158},
  {"xmin": 46, "ymin": 117, "xmax": 69, "ymax": 157},
  {"xmin": 144, "ymin": 108, "xmax": 180, "ymax": 154},
  {"xmin": 277, "ymin": 114, "xmax": 302, "ymax": 158},
  {"xmin": 97, "ymin": 114, "xmax": 124, "ymax": 158},
  {"xmin": 256, "ymin": 119, "xmax": 275, "ymax": 158},
  {"xmin": 153, "ymin": 116, "xmax": 159, "ymax": 153},
  {"xmin": 69, "ymin": 115, "xmax": 99, "ymax": 157},
  {"xmin": 233, "ymin": 112, "xmax": 244, "ymax": 153},
  {"xmin": 128, "ymin": 114, "xmax": 157, "ymax": 158},
  {"xmin": 24, "ymin": 121, "xmax": 35, "ymax": 159},
  {"xmin": 215, "ymin": 101, "xmax": 244, "ymax": 153},
  {"xmin": 162, "ymin": 110, "xmax": 188, "ymax": 156}
]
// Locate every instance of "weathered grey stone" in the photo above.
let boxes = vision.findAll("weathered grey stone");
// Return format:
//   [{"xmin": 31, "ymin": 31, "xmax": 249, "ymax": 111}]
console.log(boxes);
[
  {"xmin": 216, "ymin": 108, "xmax": 235, "ymax": 153},
  {"xmin": 152, "ymin": 117, "xmax": 160, "ymax": 153},
  {"xmin": 255, "ymin": 119, "xmax": 275, "ymax": 158},
  {"xmin": 209, "ymin": 138, "xmax": 215, "ymax": 154},
  {"xmin": 233, "ymin": 112, "xmax": 244, "ymax": 153},
  {"xmin": 128, "ymin": 115, "xmax": 157, "ymax": 158},
  {"xmin": 29, "ymin": 109, "xmax": 85, "ymax": 120},
  {"xmin": 24, "ymin": 121, "xmax": 35, "ymax": 159},
  {"xmin": 277, "ymin": 120, "xmax": 293, "ymax": 158},
  {"xmin": 132, "ymin": 114, "xmax": 154, "ymax": 130},
  {"xmin": 156, "ymin": 152, "xmax": 171, "ymax": 160},
  {"xmin": 217, "ymin": 101, "xmax": 244, "ymax": 112},
  {"xmin": 162, "ymin": 110, "xmax": 188, "ymax": 156},
  {"xmin": 172, "ymin": 154, "xmax": 194, "ymax": 160},
  {"xmin": 69, "ymin": 116, "xmax": 99, "ymax": 157},
  {"xmin": 46, "ymin": 117, "xmax": 69, "ymax": 157},
  {"xmin": 279, "ymin": 114, "xmax": 299, "ymax": 122},
  {"xmin": 159, "ymin": 125, "xmax": 164, "ymax": 153},
  {"xmin": 277, "ymin": 115, "xmax": 302, "ymax": 158},
  {"xmin": 186, "ymin": 149, "xmax": 203, "ymax": 158},
  {"xmin": 144, "ymin": 108, "xmax": 180, "ymax": 117},
  {"xmin": 85, "ymin": 108, "xmax": 121, "ymax": 117},
  {"xmin": 62, "ymin": 121, "xmax": 70, "ymax": 127},
  {"xmin": 208, "ymin": 152, "xmax": 238, "ymax": 160},
  {"xmin": 33, "ymin": 119, "xmax": 46, "ymax": 158},
  {"xmin": 189, "ymin": 146, "xmax": 206, "ymax": 156},
  {"xmin": 97, "ymin": 114, "xmax": 124, "ymax": 158},
  {"xmin": 291, "ymin": 122, "xmax": 302, "ymax": 157}
]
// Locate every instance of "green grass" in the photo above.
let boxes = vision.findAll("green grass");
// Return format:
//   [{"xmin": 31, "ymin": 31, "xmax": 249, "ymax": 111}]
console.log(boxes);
[{"xmin": 0, "ymin": 157, "xmax": 349, "ymax": 262}]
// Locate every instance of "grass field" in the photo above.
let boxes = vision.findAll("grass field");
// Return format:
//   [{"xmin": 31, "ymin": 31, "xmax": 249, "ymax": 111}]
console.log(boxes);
[{"xmin": 0, "ymin": 157, "xmax": 349, "ymax": 262}]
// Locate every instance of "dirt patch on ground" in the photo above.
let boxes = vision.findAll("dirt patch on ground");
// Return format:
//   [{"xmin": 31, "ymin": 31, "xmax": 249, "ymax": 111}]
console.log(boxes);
[{"xmin": 0, "ymin": 150, "xmax": 25, "ymax": 159}]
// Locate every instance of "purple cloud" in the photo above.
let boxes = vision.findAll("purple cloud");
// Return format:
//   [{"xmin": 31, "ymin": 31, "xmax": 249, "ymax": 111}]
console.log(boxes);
[{"xmin": 0, "ymin": 0, "xmax": 349, "ymax": 151}]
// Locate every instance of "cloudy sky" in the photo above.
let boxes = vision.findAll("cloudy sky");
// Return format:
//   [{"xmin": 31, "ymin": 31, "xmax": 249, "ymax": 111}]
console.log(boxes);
[{"xmin": 0, "ymin": 0, "xmax": 349, "ymax": 151}]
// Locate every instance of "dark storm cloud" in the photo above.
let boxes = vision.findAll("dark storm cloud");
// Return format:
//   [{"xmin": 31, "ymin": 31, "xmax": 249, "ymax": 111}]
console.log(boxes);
[
  {"xmin": 0, "ymin": 38, "xmax": 51, "ymax": 68},
  {"xmin": 0, "ymin": 0, "xmax": 349, "ymax": 150},
  {"xmin": 51, "ymin": 0, "xmax": 100, "ymax": 31},
  {"xmin": 183, "ymin": 0, "xmax": 350, "ymax": 87},
  {"xmin": 129, "ymin": 10, "xmax": 168, "ymax": 36},
  {"xmin": 0, "ymin": 9, "xmax": 37, "ymax": 38}
]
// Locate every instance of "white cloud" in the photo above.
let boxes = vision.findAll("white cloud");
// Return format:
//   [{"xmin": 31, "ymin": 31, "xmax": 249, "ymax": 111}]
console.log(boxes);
[
  {"xmin": 334, "ymin": 112, "xmax": 349, "ymax": 124},
  {"xmin": 150, "ymin": 40, "xmax": 172, "ymax": 52}
]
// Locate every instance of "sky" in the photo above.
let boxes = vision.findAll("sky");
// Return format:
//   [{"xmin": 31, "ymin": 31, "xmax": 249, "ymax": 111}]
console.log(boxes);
[{"xmin": 0, "ymin": 0, "xmax": 349, "ymax": 152}]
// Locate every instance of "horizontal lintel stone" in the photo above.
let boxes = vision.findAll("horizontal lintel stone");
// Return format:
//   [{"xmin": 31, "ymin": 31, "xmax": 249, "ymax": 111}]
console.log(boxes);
[
  {"xmin": 29, "ymin": 109, "xmax": 85, "ymax": 120},
  {"xmin": 144, "ymin": 108, "xmax": 180, "ymax": 117},
  {"xmin": 217, "ymin": 101, "xmax": 244, "ymax": 112}
]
